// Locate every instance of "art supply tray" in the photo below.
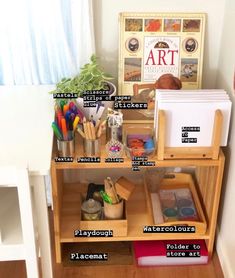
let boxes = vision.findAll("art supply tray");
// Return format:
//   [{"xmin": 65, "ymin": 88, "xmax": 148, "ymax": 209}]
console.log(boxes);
[{"xmin": 144, "ymin": 172, "xmax": 207, "ymax": 235}]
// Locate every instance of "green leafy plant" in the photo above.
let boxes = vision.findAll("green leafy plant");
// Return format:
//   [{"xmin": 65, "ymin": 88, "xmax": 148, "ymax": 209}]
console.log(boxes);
[{"xmin": 50, "ymin": 54, "xmax": 113, "ymax": 97}]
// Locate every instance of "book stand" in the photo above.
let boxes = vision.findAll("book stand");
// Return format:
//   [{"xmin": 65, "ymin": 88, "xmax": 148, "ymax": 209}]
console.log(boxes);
[{"xmin": 157, "ymin": 109, "xmax": 223, "ymax": 160}]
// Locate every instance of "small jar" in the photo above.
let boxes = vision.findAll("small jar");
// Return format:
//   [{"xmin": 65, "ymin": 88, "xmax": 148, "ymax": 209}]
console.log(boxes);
[{"xmin": 81, "ymin": 199, "xmax": 102, "ymax": 221}]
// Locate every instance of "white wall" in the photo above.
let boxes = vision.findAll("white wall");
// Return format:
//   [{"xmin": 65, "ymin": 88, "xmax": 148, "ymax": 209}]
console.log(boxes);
[
  {"xmin": 93, "ymin": 0, "xmax": 225, "ymax": 88},
  {"xmin": 216, "ymin": 0, "xmax": 235, "ymax": 277}
]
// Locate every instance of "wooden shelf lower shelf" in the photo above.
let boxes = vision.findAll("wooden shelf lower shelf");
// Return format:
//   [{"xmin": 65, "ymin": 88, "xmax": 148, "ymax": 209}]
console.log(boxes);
[{"xmin": 60, "ymin": 182, "xmax": 210, "ymax": 243}]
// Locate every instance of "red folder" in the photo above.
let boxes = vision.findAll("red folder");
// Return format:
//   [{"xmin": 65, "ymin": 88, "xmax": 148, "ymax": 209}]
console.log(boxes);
[{"xmin": 133, "ymin": 240, "xmax": 208, "ymax": 266}]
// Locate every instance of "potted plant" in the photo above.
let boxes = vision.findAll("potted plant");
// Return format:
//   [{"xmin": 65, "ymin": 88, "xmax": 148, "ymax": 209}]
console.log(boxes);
[{"xmin": 50, "ymin": 54, "xmax": 116, "ymax": 104}]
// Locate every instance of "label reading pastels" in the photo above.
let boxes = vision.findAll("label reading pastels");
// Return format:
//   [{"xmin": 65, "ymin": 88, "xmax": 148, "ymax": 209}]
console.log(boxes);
[
  {"xmin": 70, "ymin": 253, "xmax": 108, "ymax": 261},
  {"xmin": 181, "ymin": 126, "xmax": 200, "ymax": 144},
  {"xmin": 55, "ymin": 157, "xmax": 73, "ymax": 162},
  {"xmin": 77, "ymin": 157, "xmax": 101, "ymax": 163},
  {"xmin": 166, "ymin": 251, "xmax": 200, "ymax": 257},
  {"xmin": 143, "ymin": 225, "xmax": 196, "ymax": 233},
  {"xmin": 105, "ymin": 158, "xmax": 124, "ymax": 163},
  {"xmin": 74, "ymin": 230, "xmax": 113, "ymax": 237},
  {"xmin": 53, "ymin": 93, "xmax": 78, "ymax": 99}
]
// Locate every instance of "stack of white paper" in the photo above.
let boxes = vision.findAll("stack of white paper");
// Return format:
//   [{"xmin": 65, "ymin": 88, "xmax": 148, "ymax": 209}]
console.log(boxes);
[{"xmin": 154, "ymin": 90, "xmax": 232, "ymax": 147}]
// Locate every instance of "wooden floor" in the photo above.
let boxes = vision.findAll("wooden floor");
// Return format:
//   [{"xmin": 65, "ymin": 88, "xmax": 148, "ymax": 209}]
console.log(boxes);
[{"xmin": 0, "ymin": 209, "xmax": 224, "ymax": 278}]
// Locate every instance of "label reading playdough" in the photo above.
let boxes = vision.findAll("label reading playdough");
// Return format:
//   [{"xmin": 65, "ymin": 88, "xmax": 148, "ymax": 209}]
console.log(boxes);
[{"xmin": 74, "ymin": 230, "xmax": 113, "ymax": 237}]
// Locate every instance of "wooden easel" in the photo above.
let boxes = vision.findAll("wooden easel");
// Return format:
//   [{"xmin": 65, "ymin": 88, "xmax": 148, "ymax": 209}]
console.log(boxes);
[{"xmin": 157, "ymin": 109, "xmax": 223, "ymax": 160}]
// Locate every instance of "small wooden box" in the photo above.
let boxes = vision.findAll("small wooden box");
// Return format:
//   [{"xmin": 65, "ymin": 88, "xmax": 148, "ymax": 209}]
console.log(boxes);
[
  {"xmin": 144, "ymin": 172, "xmax": 207, "ymax": 235},
  {"xmin": 115, "ymin": 177, "xmax": 136, "ymax": 201}
]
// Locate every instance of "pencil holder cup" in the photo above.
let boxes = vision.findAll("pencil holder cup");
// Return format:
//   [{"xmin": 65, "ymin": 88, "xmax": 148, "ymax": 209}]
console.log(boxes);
[
  {"xmin": 57, "ymin": 139, "xmax": 75, "ymax": 157},
  {"xmin": 104, "ymin": 199, "xmax": 124, "ymax": 220},
  {"xmin": 83, "ymin": 138, "xmax": 101, "ymax": 157}
]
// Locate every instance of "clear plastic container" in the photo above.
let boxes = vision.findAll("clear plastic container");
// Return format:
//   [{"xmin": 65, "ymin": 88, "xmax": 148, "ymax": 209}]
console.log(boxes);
[
  {"xmin": 123, "ymin": 126, "xmax": 156, "ymax": 158},
  {"xmin": 81, "ymin": 198, "xmax": 102, "ymax": 221}
]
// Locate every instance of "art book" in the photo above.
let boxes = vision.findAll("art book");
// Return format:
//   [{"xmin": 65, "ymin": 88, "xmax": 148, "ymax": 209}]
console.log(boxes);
[
  {"xmin": 118, "ymin": 13, "xmax": 206, "ymax": 122},
  {"xmin": 119, "ymin": 12, "xmax": 205, "ymax": 94}
]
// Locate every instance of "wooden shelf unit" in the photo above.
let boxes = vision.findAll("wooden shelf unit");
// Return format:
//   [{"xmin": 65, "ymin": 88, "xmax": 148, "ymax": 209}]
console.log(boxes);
[{"xmin": 51, "ymin": 130, "xmax": 225, "ymax": 263}]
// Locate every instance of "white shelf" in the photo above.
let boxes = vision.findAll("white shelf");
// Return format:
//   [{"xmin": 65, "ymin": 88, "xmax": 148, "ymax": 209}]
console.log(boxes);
[{"xmin": 0, "ymin": 187, "xmax": 24, "ymax": 260}]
